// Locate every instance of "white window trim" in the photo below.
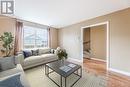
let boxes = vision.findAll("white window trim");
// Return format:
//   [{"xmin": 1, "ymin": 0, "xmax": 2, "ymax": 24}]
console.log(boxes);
[{"xmin": 23, "ymin": 26, "xmax": 49, "ymax": 49}]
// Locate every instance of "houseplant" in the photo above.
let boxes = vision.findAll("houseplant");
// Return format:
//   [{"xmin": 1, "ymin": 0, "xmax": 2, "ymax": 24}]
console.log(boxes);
[
  {"xmin": 0, "ymin": 32, "xmax": 14, "ymax": 57},
  {"xmin": 57, "ymin": 48, "xmax": 68, "ymax": 61}
]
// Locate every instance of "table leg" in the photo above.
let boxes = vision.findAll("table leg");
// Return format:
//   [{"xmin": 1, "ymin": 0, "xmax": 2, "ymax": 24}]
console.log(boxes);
[
  {"xmin": 47, "ymin": 66, "xmax": 49, "ymax": 76},
  {"xmin": 61, "ymin": 76, "xmax": 62, "ymax": 87},
  {"xmin": 80, "ymin": 67, "xmax": 82, "ymax": 77},
  {"xmin": 65, "ymin": 77, "xmax": 66, "ymax": 87},
  {"xmin": 45, "ymin": 65, "xmax": 47, "ymax": 75},
  {"xmin": 45, "ymin": 65, "xmax": 49, "ymax": 76}
]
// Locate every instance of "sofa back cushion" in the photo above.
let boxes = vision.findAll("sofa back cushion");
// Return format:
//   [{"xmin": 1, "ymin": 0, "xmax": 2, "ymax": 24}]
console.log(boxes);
[
  {"xmin": 39, "ymin": 48, "xmax": 51, "ymax": 55},
  {"xmin": 23, "ymin": 50, "xmax": 32, "ymax": 58},
  {"xmin": 0, "ymin": 56, "xmax": 16, "ymax": 71}
]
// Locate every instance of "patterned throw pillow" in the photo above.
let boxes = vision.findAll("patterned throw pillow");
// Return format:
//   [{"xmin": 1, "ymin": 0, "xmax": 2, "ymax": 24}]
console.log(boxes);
[{"xmin": 32, "ymin": 49, "xmax": 39, "ymax": 56}]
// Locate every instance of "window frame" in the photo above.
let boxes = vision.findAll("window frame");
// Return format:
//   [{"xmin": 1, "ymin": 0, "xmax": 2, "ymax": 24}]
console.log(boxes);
[{"xmin": 23, "ymin": 25, "xmax": 49, "ymax": 49}]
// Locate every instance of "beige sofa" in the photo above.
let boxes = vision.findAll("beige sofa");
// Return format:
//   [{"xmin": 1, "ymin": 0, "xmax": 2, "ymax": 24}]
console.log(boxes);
[
  {"xmin": 15, "ymin": 48, "xmax": 58, "ymax": 69},
  {"xmin": 0, "ymin": 64, "xmax": 30, "ymax": 87}
]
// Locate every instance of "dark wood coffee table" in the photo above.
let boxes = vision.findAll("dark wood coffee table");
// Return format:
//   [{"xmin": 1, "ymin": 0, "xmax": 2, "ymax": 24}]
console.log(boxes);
[{"xmin": 45, "ymin": 60, "xmax": 82, "ymax": 87}]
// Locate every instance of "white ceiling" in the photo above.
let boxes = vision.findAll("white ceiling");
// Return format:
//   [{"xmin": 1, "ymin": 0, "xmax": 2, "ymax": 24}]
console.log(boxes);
[{"xmin": 14, "ymin": 0, "xmax": 130, "ymax": 28}]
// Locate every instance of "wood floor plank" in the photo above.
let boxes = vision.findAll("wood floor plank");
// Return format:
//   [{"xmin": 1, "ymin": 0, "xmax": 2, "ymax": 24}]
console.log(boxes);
[{"xmin": 83, "ymin": 58, "xmax": 130, "ymax": 87}]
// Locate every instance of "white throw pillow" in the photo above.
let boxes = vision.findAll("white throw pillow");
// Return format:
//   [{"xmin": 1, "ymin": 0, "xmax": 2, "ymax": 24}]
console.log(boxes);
[{"xmin": 54, "ymin": 47, "xmax": 61, "ymax": 54}]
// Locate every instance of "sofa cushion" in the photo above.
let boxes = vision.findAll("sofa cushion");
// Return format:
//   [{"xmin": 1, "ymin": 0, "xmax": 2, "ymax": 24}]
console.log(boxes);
[
  {"xmin": 0, "ymin": 74, "xmax": 24, "ymax": 87},
  {"xmin": 0, "ymin": 57, "xmax": 16, "ymax": 71},
  {"xmin": 40, "ymin": 54, "xmax": 57, "ymax": 60},
  {"xmin": 24, "ymin": 56, "xmax": 44, "ymax": 66},
  {"xmin": 38, "ymin": 48, "xmax": 51, "ymax": 55},
  {"xmin": 23, "ymin": 50, "xmax": 32, "ymax": 58},
  {"xmin": 39, "ymin": 54, "xmax": 58, "ymax": 62},
  {"xmin": 32, "ymin": 49, "xmax": 39, "ymax": 56},
  {"xmin": 23, "ymin": 54, "xmax": 57, "ymax": 67}
]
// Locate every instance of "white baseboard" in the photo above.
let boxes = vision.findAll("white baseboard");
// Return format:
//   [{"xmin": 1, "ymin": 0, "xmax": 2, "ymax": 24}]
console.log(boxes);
[
  {"xmin": 109, "ymin": 68, "xmax": 130, "ymax": 76},
  {"xmin": 67, "ymin": 58, "xmax": 83, "ymax": 63},
  {"xmin": 91, "ymin": 58, "xmax": 106, "ymax": 62}
]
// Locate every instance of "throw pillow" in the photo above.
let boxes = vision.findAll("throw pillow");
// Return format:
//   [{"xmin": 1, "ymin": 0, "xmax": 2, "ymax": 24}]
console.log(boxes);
[
  {"xmin": 23, "ymin": 50, "xmax": 32, "ymax": 58},
  {"xmin": 54, "ymin": 49, "xmax": 59, "ymax": 55},
  {"xmin": 56, "ymin": 47, "xmax": 61, "ymax": 50},
  {"xmin": 0, "ymin": 74, "xmax": 24, "ymax": 87},
  {"xmin": 50, "ymin": 49, "xmax": 55, "ymax": 54},
  {"xmin": 0, "ymin": 56, "xmax": 16, "ymax": 71},
  {"xmin": 32, "ymin": 49, "xmax": 39, "ymax": 56}
]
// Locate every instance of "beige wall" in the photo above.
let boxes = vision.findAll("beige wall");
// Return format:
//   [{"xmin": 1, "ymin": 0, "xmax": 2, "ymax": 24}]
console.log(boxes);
[
  {"xmin": 83, "ymin": 28, "xmax": 90, "ymax": 42},
  {"xmin": 58, "ymin": 8, "xmax": 130, "ymax": 73},
  {"xmin": 0, "ymin": 16, "xmax": 16, "ymax": 56},
  {"xmin": 83, "ymin": 28, "xmax": 90, "ymax": 51},
  {"xmin": 50, "ymin": 27, "xmax": 58, "ymax": 49},
  {"xmin": 0, "ymin": 16, "xmax": 16, "ymax": 35},
  {"xmin": 90, "ymin": 25, "xmax": 106, "ymax": 60}
]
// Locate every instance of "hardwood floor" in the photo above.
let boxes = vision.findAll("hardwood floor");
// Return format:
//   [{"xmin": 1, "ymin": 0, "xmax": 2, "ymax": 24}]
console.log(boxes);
[{"xmin": 83, "ymin": 58, "xmax": 130, "ymax": 87}]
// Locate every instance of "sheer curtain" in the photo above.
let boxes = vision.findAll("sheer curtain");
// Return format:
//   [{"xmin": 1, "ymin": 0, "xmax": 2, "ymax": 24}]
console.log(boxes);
[{"xmin": 14, "ymin": 21, "xmax": 23, "ymax": 54}]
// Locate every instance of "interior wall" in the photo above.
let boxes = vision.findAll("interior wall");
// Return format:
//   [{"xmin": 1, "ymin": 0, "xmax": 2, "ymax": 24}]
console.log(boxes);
[
  {"xmin": 58, "ymin": 8, "xmax": 130, "ymax": 73},
  {"xmin": 50, "ymin": 27, "xmax": 58, "ymax": 49},
  {"xmin": 0, "ymin": 16, "xmax": 16, "ymax": 56},
  {"xmin": 90, "ymin": 25, "xmax": 106, "ymax": 60},
  {"xmin": 83, "ymin": 28, "xmax": 90, "ymax": 51}
]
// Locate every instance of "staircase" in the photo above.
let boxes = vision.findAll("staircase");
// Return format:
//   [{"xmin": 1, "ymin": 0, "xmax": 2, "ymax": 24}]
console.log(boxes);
[
  {"xmin": 83, "ymin": 50, "xmax": 92, "ymax": 59},
  {"xmin": 83, "ymin": 41, "xmax": 92, "ymax": 59}
]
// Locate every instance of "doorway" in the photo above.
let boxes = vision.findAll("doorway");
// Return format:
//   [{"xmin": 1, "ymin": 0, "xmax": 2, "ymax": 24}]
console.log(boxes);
[{"xmin": 81, "ymin": 22, "xmax": 109, "ymax": 70}]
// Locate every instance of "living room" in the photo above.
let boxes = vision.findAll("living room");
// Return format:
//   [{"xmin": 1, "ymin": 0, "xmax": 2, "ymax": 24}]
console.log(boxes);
[{"xmin": 0, "ymin": 0, "xmax": 130, "ymax": 87}]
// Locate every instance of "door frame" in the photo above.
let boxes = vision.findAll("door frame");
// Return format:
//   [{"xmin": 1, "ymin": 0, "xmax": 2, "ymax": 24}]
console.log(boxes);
[{"xmin": 81, "ymin": 21, "xmax": 110, "ymax": 70}]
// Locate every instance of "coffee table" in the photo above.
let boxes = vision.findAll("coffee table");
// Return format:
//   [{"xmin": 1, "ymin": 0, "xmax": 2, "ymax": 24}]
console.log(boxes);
[{"xmin": 45, "ymin": 60, "xmax": 82, "ymax": 87}]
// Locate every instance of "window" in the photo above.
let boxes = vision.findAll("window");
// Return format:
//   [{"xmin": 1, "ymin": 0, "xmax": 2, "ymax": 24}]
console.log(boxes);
[{"xmin": 23, "ymin": 26, "xmax": 49, "ymax": 49}]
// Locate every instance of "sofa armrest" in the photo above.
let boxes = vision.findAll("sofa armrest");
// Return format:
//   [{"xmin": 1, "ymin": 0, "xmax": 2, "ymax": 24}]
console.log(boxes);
[
  {"xmin": 16, "ymin": 64, "xmax": 24, "ymax": 72},
  {"xmin": 0, "ymin": 64, "xmax": 31, "ymax": 87},
  {"xmin": 15, "ymin": 54, "xmax": 24, "ymax": 65},
  {"xmin": 0, "ymin": 64, "xmax": 23, "ymax": 78}
]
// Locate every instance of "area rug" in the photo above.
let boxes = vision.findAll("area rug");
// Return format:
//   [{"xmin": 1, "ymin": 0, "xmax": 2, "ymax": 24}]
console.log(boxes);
[{"xmin": 25, "ymin": 66, "xmax": 106, "ymax": 87}]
